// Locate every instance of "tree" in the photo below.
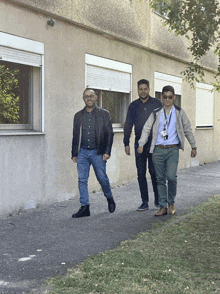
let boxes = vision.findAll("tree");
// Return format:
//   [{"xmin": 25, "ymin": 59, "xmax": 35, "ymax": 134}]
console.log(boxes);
[
  {"xmin": 0, "ymin": 64, "xmax": 20, "ymax": 124},
  {"xmin": 150, "ymin": 0, "xmax": 220, "ymax": 90}
]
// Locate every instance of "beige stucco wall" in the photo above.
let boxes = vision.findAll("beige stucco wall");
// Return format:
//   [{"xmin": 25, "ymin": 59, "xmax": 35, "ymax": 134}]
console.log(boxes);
[
  {"xmin": 0, "ymin": 0, "xmax": 220, "ymax": 216},
  {"xmin": 7, "ymin": 0, "xmax": 218, "ymax": 70}
]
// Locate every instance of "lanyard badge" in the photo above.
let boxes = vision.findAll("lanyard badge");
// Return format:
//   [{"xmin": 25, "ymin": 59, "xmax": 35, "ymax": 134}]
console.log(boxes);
[
  {"xmin": 160, "ymin": 129, "xmax": 168, "ymax": 140},
  {"xmin": 160, "ymin": 108, "xmax": 172, "ymax": 140}
]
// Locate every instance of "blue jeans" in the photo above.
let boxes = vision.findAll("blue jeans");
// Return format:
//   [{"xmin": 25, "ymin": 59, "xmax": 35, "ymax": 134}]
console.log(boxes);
[
  {"xmin": 135, "ymin": 141, "xmax": 158, "ymax": 204},
  {"xmin": 77, "ymin": 148, "xmax": 112, "ymax": 206},
  {"xmin": 152, "ymin": 146, "xmax": 179, "ymax": 208}
]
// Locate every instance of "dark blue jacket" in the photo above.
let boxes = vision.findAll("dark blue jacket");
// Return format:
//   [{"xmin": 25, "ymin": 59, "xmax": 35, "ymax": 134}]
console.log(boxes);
[{"xmin": 123, "ymin": 96, "xmax": 162, "ymax": 146}]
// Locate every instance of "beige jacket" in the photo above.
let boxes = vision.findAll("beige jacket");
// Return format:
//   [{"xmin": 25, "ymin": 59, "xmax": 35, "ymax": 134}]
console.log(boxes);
[{"xmin": 138, "ymin": 105, "xmax": 197, "ymax": 153}]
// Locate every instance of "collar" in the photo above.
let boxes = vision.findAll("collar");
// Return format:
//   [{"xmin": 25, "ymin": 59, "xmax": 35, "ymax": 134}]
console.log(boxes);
[{"xmin": 163, "ymin": 105, "xmax": 175, "ymax": 115}]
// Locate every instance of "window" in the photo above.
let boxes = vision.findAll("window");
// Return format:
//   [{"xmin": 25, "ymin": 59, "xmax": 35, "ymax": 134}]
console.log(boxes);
[
  {"xmin": 85, "ymin": 54, "xmax": 132, "ymax": 129},
  {"xmin": 154, "ymin": 72, "xmax": 182, "ymax": 107},
  {"xmin": 0, "ymin": 32, "xmax": 44, "ymax": 133},
  {"xmin": 154, "ymin": 0, "xmax": 167, "ymax": 16},
  {"xmin": 0, "ymin": 61, "xmax": 31, "ymax": 125},
  {"xmin": 154, "ymin": 0, "xmax": 178, "ymax": 17},
  {"xmin": 96, "ymin": 90, "xmax": 129, "ymax": 126},
  {"xmin": 196, "ymin": 83, "xmax": 214, "ymax": 128}
]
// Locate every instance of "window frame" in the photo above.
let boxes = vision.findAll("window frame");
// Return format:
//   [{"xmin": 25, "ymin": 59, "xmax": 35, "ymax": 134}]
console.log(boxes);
[
  {"xmin": 153, "ymin": 0, "xmax": 178, "ymax": 18},
  {"xmin": 154, "ymin": 72, "xmax": 182, "ymax": 107},
  {"xmin": 0, "ymin": 32, "xmax": 44, "ymax": 135},
  {"xmin": 96, "ymin": 89, "xmax": 130, "ymax": 129},
  {"xmin": 85, "ymin": 54, "xmax": 132, "ymax": 131}
]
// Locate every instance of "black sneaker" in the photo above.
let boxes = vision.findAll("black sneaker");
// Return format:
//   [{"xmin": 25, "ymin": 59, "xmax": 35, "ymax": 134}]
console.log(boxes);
[
  {"xmin": 137, "ymin": 202, "xmax": 149, "ymax": 211},
  {"xmin": 107, "ymin": 197, "xmax": 116, "ymax": 213},
  {"xmin": 72, "ymin": 205, "xmax": 90, "ymax": 218}
]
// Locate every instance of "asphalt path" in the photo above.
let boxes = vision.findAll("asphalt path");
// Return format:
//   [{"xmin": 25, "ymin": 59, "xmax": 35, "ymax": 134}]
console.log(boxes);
[{"xmin": 0, "ymin": 161, "xmax": 220, "ymax": 293}]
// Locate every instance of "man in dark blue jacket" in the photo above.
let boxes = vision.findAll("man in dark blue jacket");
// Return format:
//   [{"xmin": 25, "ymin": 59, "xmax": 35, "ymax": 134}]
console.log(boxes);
[
  {"xmin": 124, "ymin": 79, "xmax": 162, "ymax": 211},
  {"xmin": 71, "ymin": 89, "xmax": 115, "ymax": 218}
]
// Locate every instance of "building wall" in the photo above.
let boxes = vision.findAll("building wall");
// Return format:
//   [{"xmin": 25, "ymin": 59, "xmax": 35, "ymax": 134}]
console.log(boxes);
[
  {"xmin": 0, "ymin": 0, "xmax": 220, "ymax": 216},
  {"xmin": 7, "ymin": 0, "xmax": 218, "ymax": 71}
]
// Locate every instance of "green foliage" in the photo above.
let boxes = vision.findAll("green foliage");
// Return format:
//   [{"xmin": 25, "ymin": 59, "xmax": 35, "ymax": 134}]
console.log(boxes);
[
  {"xmin": 150, "ymin": 0, "xmax": 220, "ymax": 90},
  {"xmin": 0, "ymin": 64, "xmax": 20, "ymax": 124}
]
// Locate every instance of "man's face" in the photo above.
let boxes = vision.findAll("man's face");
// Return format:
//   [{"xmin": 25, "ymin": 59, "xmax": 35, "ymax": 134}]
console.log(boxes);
[
  {"xmin": 83, "ymin": 90, "xmax": 97, "ymax": 108},
  {"xmin": 138, "ymin": 83, "xmax": 150, "ymax": 100},
  {"xmin": 161, "ymin": 91, "xmax": 176, "ymax": 107}
]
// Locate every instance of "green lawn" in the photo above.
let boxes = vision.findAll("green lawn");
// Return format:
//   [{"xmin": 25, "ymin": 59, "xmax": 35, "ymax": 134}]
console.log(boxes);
[{"xmin": 45, "ymin": 195, "xmax": 220, "ymax": 294}]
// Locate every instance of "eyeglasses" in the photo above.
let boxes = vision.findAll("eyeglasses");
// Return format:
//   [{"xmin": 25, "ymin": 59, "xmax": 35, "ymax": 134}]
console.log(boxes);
[
  {"xmin": 83, "ymin": 95, "xmax": 95, "ymax": 99},
  {"xmin": 162, "ymin": 95, "xmax": 173, "ymax": 100}
]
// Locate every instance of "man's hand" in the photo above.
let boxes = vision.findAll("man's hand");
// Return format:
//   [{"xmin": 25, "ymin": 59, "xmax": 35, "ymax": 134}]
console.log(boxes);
[
  {"xmin": 191, "ymin": 149, "xmax": 197, "ymax": 158},
  {"xmin": 125, "ymin": 146, "xmax": 130, "ymax": 155},
  {"xmin": 103, "ymin": 154, "xmax": 110, "ymax": 161},
  {"xmin": 72, "ymin": 157, "xmax": 77, "ymax": 163},
  {"xmin": 137, "ymin": 146, "xmax": 143, "ymax": 154}
]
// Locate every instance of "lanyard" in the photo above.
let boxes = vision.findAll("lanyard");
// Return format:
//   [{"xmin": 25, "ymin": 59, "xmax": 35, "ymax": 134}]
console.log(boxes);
[{"xmin": 162, "ymin": 107, "xmax": 172, "ymax": 130}]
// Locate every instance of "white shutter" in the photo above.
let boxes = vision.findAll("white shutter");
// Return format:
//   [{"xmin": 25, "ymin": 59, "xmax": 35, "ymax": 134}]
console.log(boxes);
[
  {"xmin": 196, "ymin": 83, "xmax": 214, "ymax": 127},
  {"xmin": 85, "ymin": 54, "xmax": 132, "ymax": 93},
  {"xmin": 0, "ymin": 46, "xmax": 42, "ymax": 67},
  {"xmin": 154, "ymin": 72, "xmax": 182, "ymax": 95},
  {"xmin": 86, "ymin": 65, "xmax": 131, "ymax": 93},
  {"xmin": 0, "ymin": 32, "xmax": 44, "ymax": 67}
]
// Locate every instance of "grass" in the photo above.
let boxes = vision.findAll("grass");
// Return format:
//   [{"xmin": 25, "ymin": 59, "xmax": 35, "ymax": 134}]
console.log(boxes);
[{"xmin": 45, "ymin": 195, "xmax": 220, "ymax": 294}]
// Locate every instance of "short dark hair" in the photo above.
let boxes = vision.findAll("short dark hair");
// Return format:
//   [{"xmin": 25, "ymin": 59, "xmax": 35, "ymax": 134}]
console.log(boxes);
[
  {"xmin": 137, "ymin": 79, "xmax": 149, "ymax": 88},
  {"xmin": 162, "ymin": 85, "xmax": 175, "ymax": 95}
]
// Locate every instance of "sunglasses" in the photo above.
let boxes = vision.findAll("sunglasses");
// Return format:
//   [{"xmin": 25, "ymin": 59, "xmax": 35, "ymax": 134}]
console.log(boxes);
[{"xmin": 162, "ymin": 95, "xmax": 174, "ymax": 100}]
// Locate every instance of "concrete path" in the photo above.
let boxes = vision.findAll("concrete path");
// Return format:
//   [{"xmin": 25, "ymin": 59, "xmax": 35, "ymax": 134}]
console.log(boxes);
[{"xmin": 0, "ymin": 161, "xmax": 220, "ymax": 294}]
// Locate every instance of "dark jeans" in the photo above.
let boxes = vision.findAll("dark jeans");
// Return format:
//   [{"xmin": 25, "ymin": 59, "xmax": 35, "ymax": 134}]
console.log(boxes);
[{"xmin": 135, "ymin": 141, "xmax": 158, "ymax": 204}]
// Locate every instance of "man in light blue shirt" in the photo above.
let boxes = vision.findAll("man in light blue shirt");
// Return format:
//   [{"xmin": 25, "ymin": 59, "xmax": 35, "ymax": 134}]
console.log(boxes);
[
  {"xmin": 155, "ymin": 105, "xmax": 180, "ymax": 146},
  {"xmin": 137, "ymin": 85, "xmax": 197, "ymax": 216}
]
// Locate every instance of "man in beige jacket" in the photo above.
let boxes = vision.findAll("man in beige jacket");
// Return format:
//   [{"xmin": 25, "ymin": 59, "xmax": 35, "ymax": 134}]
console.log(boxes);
[{"xmin": 137, "ymin": 85, "xmax": 197, "ymax": 216}]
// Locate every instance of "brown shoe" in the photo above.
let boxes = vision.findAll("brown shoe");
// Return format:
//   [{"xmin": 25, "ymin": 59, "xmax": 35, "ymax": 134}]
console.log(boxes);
[
  {"xmin": 155, "ymin": 207, "xmax": 167, "ymax": 216},
  {"xmin": 168, "ymin": 203, "xmax": 176, "ymax": 215}
]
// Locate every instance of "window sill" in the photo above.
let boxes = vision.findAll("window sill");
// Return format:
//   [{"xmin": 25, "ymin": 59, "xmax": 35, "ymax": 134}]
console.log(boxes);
[
  {"xmin": 195, "ymin": 127, "xmax": 214, "ymax": 130},
  {"xmin": 154, "ymin": 11, "xmax": 169, "ymax": 20},
  {"xmin": 0, "ymin": 130, "xmax": 45, "ymax": 136}
]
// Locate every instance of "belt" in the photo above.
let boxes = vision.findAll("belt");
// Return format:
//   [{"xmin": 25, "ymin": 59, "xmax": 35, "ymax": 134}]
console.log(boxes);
[{"xmin": 155, "ymin": 144, "xmax": 178, "ymax": 149}]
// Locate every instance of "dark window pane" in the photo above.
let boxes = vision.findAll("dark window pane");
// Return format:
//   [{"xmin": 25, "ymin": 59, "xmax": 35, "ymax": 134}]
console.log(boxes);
[
  {"xmin": 154, "ymin": 0, "xmax": 179, "ymax": 16},
  {"xmin": 96, "ymin": 90, "xmax": 129, "ymax": 125},
  {"xmin": 0, "ymin": 61, "xmax": 31, "ymax": 124},
  {"xmin": 101, "ymin": 91, "xmax": 123, "ymax": 123},
  {"xmin": 174, "ymin": 95, "xmax": 181, "ymax": 107},
  {"xmin": 155, "ymin": 0, "xmax": 166, "ymax": 15}
]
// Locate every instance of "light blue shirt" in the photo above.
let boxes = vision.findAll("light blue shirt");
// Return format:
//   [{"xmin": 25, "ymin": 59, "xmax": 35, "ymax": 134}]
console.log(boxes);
[{"xmin": 155, "ymin": 106, "xmax": 179, "ymax": 146}]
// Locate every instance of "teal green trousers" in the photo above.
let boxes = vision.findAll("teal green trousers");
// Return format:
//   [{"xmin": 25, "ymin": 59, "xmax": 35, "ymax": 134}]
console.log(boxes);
[{"xmin": 152, "ymin": 146, "xmax": 179, "ymax": 208}]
